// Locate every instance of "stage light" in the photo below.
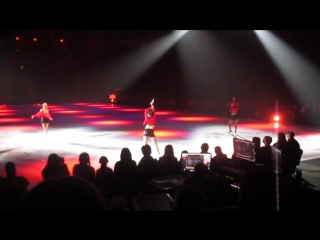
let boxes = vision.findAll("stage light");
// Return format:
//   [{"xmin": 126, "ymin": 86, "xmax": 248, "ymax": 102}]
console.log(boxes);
[
  {"xmin": 15, "ymin": 37, "xmax": 20, "ymax": 41},
  {"xmin": 33, "ymin": 38, "xmax": 37, "ymax": 42},
  {"xmin": 60, "ymin": 39, "xmax": 64, "ymax": 43},
  {"xmin": 274, "ymin": 115, "xmax": 280, "ymax": 129}
]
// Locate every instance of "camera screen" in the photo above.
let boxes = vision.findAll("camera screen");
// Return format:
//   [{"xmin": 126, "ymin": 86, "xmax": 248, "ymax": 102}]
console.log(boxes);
[
  {"xmin": 181, "ymin": 153, "xmax": 211, "ymax": 170},
  {"xmin": 233, "ymin": 138, "xmax": 255, "ymax": 162}
]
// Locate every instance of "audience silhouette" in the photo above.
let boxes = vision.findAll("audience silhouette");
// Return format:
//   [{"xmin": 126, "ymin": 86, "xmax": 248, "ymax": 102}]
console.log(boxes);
[
  {"xmin": 171, "ymin": 184, "xmax": 206, "ymax": 211},
  {"xmin": 18, "ymin": 176, "xmax": 110, "ymax": 211},
  {"xmin": 95, "ymin": 156, "xmax": 116, "ymax": 201},
  {"xmin": 259, "ymin": 136, "xmax": 273, "ymax": 171},
  {"xmin": 114, "ymin": 148, "xmax": 139, "ymax": 201},
  {"xmin": 0, "ymin": 162, "xmax": 29, "ymax": 192},
  {"xmin": 239, "ymin": 169, "xmax": 276, "ymax": 211},
  {"xmin": 200, "ymin": 143, "xmax": 211, "ymax": 154},
  {"xmin": 42, "ymin": 153, "xmax": 70, "ymax": 180},
  {"xmin": 158, "ymin": 144, "xmax": 181, "ymax": 176},
  {"xmin": 273, "ymin": 132, "xmax": 287, "ymax": 151},
  {"xmin": 178, "ymin": 150, "xmax": 188, "ymax": 172},
  {"xmin": 0, "ymin": 128, "xmax": 315, "ymax": 211},
  {"xmin": 281, "ymin": 131, "xmax": 303, "ymax": 178},
  {"xmin": 210, "ymin": 146, "xmax": 229, "ymax": 174},
  {"xmin": 72, "ymin": 152, "xmax": 95, "ymax": 184},
  {"xmin": 0, "ymin": 162, "xmax": 30, "ymax": 210},
  {"xmin": 137, "ymin": 144, "xmax": 160, "ymax": 192}
]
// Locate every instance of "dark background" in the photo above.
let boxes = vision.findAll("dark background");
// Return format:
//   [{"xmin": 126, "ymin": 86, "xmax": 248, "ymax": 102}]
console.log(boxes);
[{"xmin": 1, "ymin": 30, "xmax": 320, "ymax": 124}]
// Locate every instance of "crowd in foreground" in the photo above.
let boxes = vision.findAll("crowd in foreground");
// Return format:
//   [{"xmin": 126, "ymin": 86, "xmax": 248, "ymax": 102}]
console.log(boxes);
[{"xmin": 0, "ymin": 130, "xmax": 319, "ymax": 211}]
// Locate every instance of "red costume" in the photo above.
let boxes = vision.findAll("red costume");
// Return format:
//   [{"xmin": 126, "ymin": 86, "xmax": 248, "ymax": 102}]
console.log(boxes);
[
  {"xmin": 32, "ymin": 110, "xmax": 53, "ymax": 120},
  {"xmin": 143, "ymin": 106, "xmax": 156, "ymax": 125},
  {"xmin": 229, "ymin": 100, "xmax": 239, "ymax": 114}
]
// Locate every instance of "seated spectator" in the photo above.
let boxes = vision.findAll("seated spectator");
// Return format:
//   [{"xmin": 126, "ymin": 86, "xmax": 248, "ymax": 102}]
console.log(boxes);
[
  {"xmin": 200, "ymin": 143, "xmax": 211, "ymax": 154},
  {"xmin": 158, "ymin": 144, "xmax": 181, "ymax": 176},
  {"xmin": 0, "ymin": 162, "xmax": 30, "ymax": 210},
  {"xmin": 171, "ymin": 185, "xmax": 206, "ymax": 211},
  {"xmin": 281, "ymin": 131, "xmax": 303, "ymax": 178},
  {"xmin": 184, "ymin": 163, "xmax": 212, "ymax": 188},
  {"xmin": 137, "ymin": 144, "xmax": 160, "ymax": 192},
  {"xmin": 239, "ymin": 169, "xmax": 276, "ymax": 211},
  {"xmin": 178, "ymin": 150, "xmax": 188, "ymax": 171},
  {"xmin": 18, "ymin": 176, "xmax": 110, "ymax": 211},
  {"xmin": 183, "ymin": 163, "xmax": 215, "ymax": 206},
  {"xmin": 95, "ymin": 156, "xmax": 116, "ymax": 201},
  {"xmin": 42, "ymin": 153, "xmax": 69, "ymax": 180},
  {"xmin": 259, "ymin": 136, "xmax": 273, "ymax": 171},
  {"xmin": 273, "ymin": 132, "xmax": 287, "ymax": 151},
  {"xmin": 210, "ymin": 146, "xmax": 229, "ymax": 174},
  {"xmin": 114, "ymin": 148, "xmax": 140, "ymax": 199},
  {"xmin": 60, "ymin": 156, "xmax": 71, "ymax": 176},
  {"xmin": 72, "ymin": 152, "xmax": 95, "ymax": 184},
  {"xmin": 0, "ymin": 162, "xmax": 29, "ymax": 192},
  {"xmin": 114, "ymin": 148, "xmax": 138, "ymax": 179}
]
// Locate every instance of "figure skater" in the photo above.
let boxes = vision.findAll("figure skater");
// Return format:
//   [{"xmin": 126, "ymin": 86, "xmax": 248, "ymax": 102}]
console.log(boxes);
[
  {"xmin": 228, "ymin": 97, "xmax": 239, "ymax": 134},
  {"xmin": 31, "ymin": 102, "xmax": 53, "ymax": 135},
  {"xmin": 143, "ymin": 98, "xmax": 160, "ymax": 156}
]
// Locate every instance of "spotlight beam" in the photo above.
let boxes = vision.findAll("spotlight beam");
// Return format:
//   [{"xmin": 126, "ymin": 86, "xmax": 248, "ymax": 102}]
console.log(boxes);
[
  {"xmin": 96, "ymin": 30, "xmax": 188, "ymax": 90},
  {"xmin": 254, "ymin": 30, "xmax": 320, "ymax": 105}
]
